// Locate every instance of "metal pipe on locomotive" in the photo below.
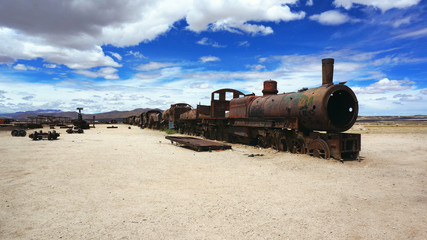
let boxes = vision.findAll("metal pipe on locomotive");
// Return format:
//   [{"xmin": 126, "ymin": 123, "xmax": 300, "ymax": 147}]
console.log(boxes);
[{"xmin": 171, "ymin": 58, "xmax": 361, "ymax": 160}]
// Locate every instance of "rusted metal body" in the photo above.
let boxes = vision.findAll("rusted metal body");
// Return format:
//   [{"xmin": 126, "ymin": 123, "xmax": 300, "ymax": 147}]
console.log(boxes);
[
  {"xmin": 230, "ymin": 59, "xmax": 358, "ymax": 132},
  {"xmin": 162, "ymin": 103, "xmax": 192, "ymax": 129},
  {"xmin": 143, "ymin": 110, "xmax": 162, "ymax": 129},
  {"xmin": 180, "ymin": 105, "xmax": 211, "ymax": 120},
  {"xmin": 210, "ymin": 89, "xmax": 245, "ymax": 118},
  {"xmin": 165, "ymin": 136, "xmax": 231, "ymax": 152},
  {"xmin": 166, "ymin": 58, "xmax": 361, "ymax": 160}
]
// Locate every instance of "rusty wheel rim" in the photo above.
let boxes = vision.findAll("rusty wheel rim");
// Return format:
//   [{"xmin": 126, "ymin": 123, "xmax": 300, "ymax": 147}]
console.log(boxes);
[
  {"xmin": 308, "ymin": 139, "xmax": 330, "ymax": 159},
  {"xmin": 290, "ymin": 138, "xmax": 306, "ymax": 154}
]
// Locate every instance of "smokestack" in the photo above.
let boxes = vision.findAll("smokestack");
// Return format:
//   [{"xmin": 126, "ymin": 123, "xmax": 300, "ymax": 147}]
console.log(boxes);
[
  {"xmin": 322, "ymin": 58, "xmax": 334, "ymax": 86},
  {"xmin": 262, "ymin": 80, "xmax": 278, "ymax": 96}
]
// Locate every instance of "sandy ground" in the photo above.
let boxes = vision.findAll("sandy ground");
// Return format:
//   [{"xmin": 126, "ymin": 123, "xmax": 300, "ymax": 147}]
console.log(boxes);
[{"xmin": 0, "ymin": 123, "xmax": 426, "ymax": 239}]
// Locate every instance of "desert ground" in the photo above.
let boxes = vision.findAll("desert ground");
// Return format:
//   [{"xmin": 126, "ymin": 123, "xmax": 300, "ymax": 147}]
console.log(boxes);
[{"xmin": 0, "ymin": 123, "xmax": 426, "ymax": 239}]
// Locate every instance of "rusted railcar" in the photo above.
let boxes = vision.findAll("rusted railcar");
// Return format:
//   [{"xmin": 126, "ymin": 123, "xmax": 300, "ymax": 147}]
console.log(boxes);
[
  {"xmin": 162, "ymin": 103, "xmax": 192, "ymax": 129},
  {"xmin": 173, "ymin": 58, "xmax": 361, "ymax": 160},
  {"xmin": 142, "ymin": 110, "xmax": 162, "ymax": 129}
]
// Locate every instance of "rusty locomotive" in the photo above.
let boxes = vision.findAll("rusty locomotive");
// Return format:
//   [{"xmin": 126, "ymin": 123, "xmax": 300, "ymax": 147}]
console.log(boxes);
[
  {"xmin": 125, "ymin": 109, "xmax": 164, "ymax": 129},
  {"xmin": 164, "ymin": 58, "xmax": 360, "ymax": 160}
]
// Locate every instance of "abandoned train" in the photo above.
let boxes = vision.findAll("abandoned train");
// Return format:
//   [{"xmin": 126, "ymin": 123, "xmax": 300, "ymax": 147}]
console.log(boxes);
[
  {"xmin": 127, "ymin": 58, "xmax": 361, "ymax": 160},
  {"xmin": 169, "ymin": 58, "xmax": 359, "ymax": 160}
]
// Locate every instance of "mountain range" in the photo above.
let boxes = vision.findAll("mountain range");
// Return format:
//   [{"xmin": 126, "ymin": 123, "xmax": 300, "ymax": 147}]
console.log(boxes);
[
  {"xmin": 0, "ymin": 108, "xmax": 162, "ymax": 121},
  {"xmin": 1, "ymin": 109, "xmax": 426, "ymax": 122}
]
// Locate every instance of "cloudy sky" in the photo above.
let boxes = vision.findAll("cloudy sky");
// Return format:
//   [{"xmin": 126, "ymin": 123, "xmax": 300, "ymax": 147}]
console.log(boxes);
[{"xmin": 0, "ymin": 0, "xmax": 426, "ymax": 115}]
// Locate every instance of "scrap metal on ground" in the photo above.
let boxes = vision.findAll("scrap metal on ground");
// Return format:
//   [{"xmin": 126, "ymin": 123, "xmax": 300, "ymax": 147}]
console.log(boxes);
[
  {"xmin": 166, "ymin": 136, "xmax": 232, "ymax": 152},
  {"xmin": 29, "ymin": 130, "xmax": 60, "ymax": 140},
  {"xmin": 66, "ymin": 128, "xmax": 84, "ymax": 134}
]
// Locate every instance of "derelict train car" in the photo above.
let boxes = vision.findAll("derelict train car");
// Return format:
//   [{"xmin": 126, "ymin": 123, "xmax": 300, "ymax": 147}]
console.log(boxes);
[
  {"xmin": 142, "ymin": 110, "xmax": 162, "ymax": 129},
  {"xmin": 162, "ymin": 103, "xmax": 192, "ymax": 129},
  {"xmin": 174, "ymin": 58, "xmax": 360, "ymax": 160}
]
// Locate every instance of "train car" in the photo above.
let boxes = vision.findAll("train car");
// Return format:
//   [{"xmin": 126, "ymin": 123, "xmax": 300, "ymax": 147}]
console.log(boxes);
[
  {"xmin": 175, "ymin": 58, "xmax": 360, "ymax": 160},
  {"xmin": 162, "ymin": 103, "xmax": 192, "ymax": 129},
  {"xmin": 142, "ymin": 110, "xmax": 162, "ymax": 129}
]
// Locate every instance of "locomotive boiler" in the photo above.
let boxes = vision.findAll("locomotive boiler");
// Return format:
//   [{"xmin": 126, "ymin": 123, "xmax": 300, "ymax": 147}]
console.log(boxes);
[{"xmin": 174, "ymin": 58, "xmax": 361, "ymax": 160}]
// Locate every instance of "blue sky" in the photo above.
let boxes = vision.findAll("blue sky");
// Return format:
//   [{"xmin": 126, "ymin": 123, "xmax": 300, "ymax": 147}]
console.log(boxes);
[{"xmin": 0, "ymin": 0, "xmax": 426, "ymax": 115}]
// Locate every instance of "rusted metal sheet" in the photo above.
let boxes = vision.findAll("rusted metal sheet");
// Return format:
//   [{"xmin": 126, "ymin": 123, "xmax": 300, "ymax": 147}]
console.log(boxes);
[
  {"xmin": 229, "ymin": 95, "xmax": 257, "ymax": 118},
  {"xmin": 166, "ymin": 136, "xmax": 232, "ymax": 151}
]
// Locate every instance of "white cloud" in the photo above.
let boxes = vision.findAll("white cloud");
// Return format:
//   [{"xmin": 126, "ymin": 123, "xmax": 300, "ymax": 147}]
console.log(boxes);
[
  {"xmin": 13, "ymin": 64, "xmax": 36, "ymax": 71},
  {"xmin": 74, "ymin": 67, "xmax": 119, "ymax": 80},
  {"xmin": 421, "ymin": 89, "xmax": 427, "ymax": 95},
  {"xmin": 393, "ymin": 93, "xmax": 422, "ymax": 101},
  {"xmin": 0, "ymin": 0, "xmax": 305, "ymax": 70},
  {"xmin": 186, "ymin": 0, "xmax": 305, "ymax": 35},
  {"xmin": 197, "ymin": 37, "xmax": 226, "ymax": 48},
  {"xmin": 246, "ymin": 64, "xmax": 266, "ymax": 71},
  {"xmin": 333, "ymin": 0, "xmax": 421, "ymax": 12},
  {"xmin": 0, "ymin": 28, "xmax": 120, "ymax": 70},
  {"xmin": 352, "ymin": 78, "xmax": 415, "ymax": 94},
  {"xmin": 237, "ymin": 41, "xmax": 250, "ymax": 47},
  {"xmin": 394, "ymin": 27, "xmax": 427, "ymax": 39},
  {"xmin": 137, "ymin": 62, "xmax": 174, "ymax": 71},
  {"xmin": 110, "ymin": 52, "xmax": 122, "ymax": 61},
  {"xmin": 310, "ymin": 10, "xmax": 350, "ymax": 25},
  {"xmin": 392, "ymin": 17, "xmax": 412, "ymax": 28},
  {"xmin": 200, "ymin": 56, "xmax": 220, "ymax": 63},
  {"xmin": 306, "ymin": 0, "xmax": 314, "ymax": 6},
  {"xmin": 13, "ymin": 64, "xmax": 28, "ymax": 71},
  {"xmin": 126, "ymin": 51, "xmax": 145, "ymax": 58},
  {"xmin": 43, "ymin": 64, "xmax": 57, "ymax": 69}
]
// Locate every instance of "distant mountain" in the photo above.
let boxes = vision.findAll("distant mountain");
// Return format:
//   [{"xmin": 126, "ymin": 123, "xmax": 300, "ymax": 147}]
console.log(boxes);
[
  {"xmin": 357, "ymin": 115, "xmax": 427, "ymax": 122},
  {"xmin": 0, "ymin": 108, "xmax": 162, "ymax": 121},
  {"xmin": 2, "ymin": 109, "xmax": 425, "ymax": 122}
]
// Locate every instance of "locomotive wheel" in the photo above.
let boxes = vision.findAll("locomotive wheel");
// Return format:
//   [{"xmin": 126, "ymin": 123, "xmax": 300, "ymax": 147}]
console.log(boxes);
[
  {"xmin": 271, "ymin": 137, "xmax": 281, "ymax": 151},
  {"xmin": 19, "ymin": 130, "xmax": 27, "ymax": 137},
  {"xmin": 257, "ymin": 135, "xmax": 267, "ymax": 148},
  {"xmin": 48, "ymin": 131, "xmax": 52, "ymax": 140},
  {"xmin": 11, "ymin": 129, "xmax": 19, "ymax": 136},
  {"xmin": 203, "ymin": 130, "xmax": 209, "ymax": 139},
  {"xmin": 32, "ymin": 131, "xmax": 39, "ymax": 141},
  {"xmin": 289, "ymin": 136, "xmax": 306, "ymax": 154},
  {"xmin": 308, "ymin": 139, "xmax": 330, "ymax": 159}
]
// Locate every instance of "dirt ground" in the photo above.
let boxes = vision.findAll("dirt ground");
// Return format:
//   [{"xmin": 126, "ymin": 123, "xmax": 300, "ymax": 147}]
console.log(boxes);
[{"xmin": 0, "ymin": 123, "xmax": 426, "ymax": 239}]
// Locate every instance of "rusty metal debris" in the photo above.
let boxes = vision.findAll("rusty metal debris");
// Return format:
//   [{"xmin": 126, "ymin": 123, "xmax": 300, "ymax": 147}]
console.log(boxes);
[
  {"xmin": 66, "ymin": 128, "xmax": 84, "ymax": 134},
  {"xmin": 72, "ymin": 107, "xmax": 90, "ymax": 129},
  {"xmin": 29, "ymin": 130, "xmax": 60, "ymax": 140},
  {"xmin": 165, "ymin": 136, "xmax": 232, "ymax": 152}
]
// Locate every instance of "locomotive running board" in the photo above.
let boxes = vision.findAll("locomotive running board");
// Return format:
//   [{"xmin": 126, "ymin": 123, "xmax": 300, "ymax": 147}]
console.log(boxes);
[{"xmin": 165, "ymin": 136, "xmax": 232, "ymax": 152}]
